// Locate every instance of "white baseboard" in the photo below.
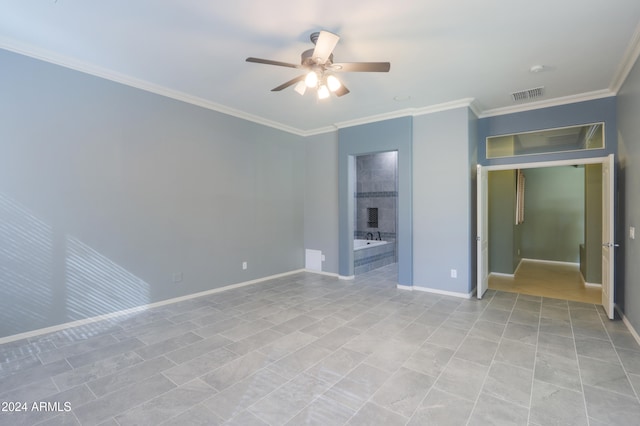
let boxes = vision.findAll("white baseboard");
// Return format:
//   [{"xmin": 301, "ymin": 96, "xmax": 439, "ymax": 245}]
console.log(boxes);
[
  {"xmin": 489, "ymin": 272, "xmax": 515, "ymax": 278},
  {"xmin": 339, "ymin": 275, "xmax": 355, "ymax": 280},
  {"xmin": 522, "ymin": 258, "xmax": 579, "ymax": 267},
  {"xmin": 615, "ymin": 305, "xmax": 640, "ymax": 347},
  {"xmin": 584, "ymin": 282, "xmax": 602, "ymax": 288},
  {"xmin": 489, "ymin": 258, "xmax": 523, "ymax": 277},
  {"xmin": 514, "ymin": 258, "xmax": 524, "ymax": 275},
  {"xmin": 304, "ymin": 269, "xmax": 339, "ymax": 278},
  {"xmin": 397, "ymin": 284, "xmax": 473, "ymax": 299},
  {"xmin": 0, "ymin": 269, "xmax": 306, "ymax": 345}
]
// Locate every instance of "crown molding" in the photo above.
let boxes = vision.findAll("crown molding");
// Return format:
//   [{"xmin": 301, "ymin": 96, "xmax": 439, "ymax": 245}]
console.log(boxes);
[
  {"xmin": 412, "ymin": 98, "xmax": 477, "ymax": 117},
  {"xmin": 610, "ymin": 20, "xmax": 640, "ymax": 93},
  {"xmin": 300, "ymin": 127, "xmax": 339, "ymax": 137},
  {"xmin": 0, "ymin": 38, "xmax": 308, "ymax": 137},
  {"xmin": 477, "ymin": 89, "xmax": 616, "ymax": 118},
  {"xmin": 334, "ymin": 98, "xmax": 476, "ymax": 130},
  {"xmin": 2, "ymin": 34, "xmax": 633, "ymax": 137},
  {"xmin": 468, "ymin": 100, "xmax": 483, "ymax": 118},
  {"xmin": 333, "ymin": 107, "xmax": 415, "ymax": 129}
]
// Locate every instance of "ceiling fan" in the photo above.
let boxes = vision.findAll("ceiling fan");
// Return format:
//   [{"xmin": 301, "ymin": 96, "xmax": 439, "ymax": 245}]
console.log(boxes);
[{"xmin": 246, "ymin": 30, "xmax": 390, "ymax": 99}]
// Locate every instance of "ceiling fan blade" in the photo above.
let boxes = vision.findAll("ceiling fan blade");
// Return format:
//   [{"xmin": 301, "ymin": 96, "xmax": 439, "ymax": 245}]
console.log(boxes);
[
  {"xmin": 246, "ymin": 57, "xmax": 299, "ymax": 69},
  {"xmin": 332, "ymin": 62, "xmax": 391, "ymax": 72},
  {"xmin": 334, "ymin": 84, "xmax": 350, "ymax": 97},
  {"xmin": 271, "ymin": 75, "xmax": 305, "ymax": 91},
  {"xmin": 312, "ymin": 31, "xmax": 340, "ymax": 64}
]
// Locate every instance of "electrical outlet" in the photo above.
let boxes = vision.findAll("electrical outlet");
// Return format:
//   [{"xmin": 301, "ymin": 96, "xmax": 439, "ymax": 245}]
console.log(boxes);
[
  {"xmin": 172, "ymin": 272, "xmax": 183, "ymax": 284},
  {"xmin": 321, "ymin": 254, "xmax": 326, "ymax": 262},
  {"xmin": 450, "ymin": 269, "xmax": 457, "ymax": 278},
  {"xmin": 631, "ymin": 226, "xmax": 636, "ymax": 240},
  {"xmin": 242, "ymin": 261, "xmax": 247, "ymax": 270}
]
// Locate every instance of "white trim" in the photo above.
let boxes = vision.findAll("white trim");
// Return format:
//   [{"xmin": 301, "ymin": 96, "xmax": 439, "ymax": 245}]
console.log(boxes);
[
  {"xmin": 615, "ymin": 305, "xmax": 640, "ymax": 347},
  {"xmin": 483, "ymin": 156, "xmax": 611, "ymax": 172},
  {"xmin": 397, "ymin": 284, "xmax": 473, "ymax": 299},
  {"xmin": 610, "ymin": 20, "xmax": 640, "ymax": 93},
  {"xmin": 334, "ymin": 98, "xmax": 475, "ymax": 130},
  {"xmin": 488, "ymin": 258, "xmax": 523, "ymax": 278},
  {"xmin": 521, "ymin": 258, "xmax": 579, "ymax": 267},
  {"xmin": 579, "ymin": 267, "xmax": 602, "ymax": 288},
  {"xmin": 339, "ymin": 275, "xmax": 355, "ymax": 280},
  {"xmin": 0, "ymin": 37, "xmax": 308, "ymax": 137},
  {"xmin": 300, "ymin": 126, "xmax": 338, "ymax": 137},
  {"xmin": 412, "ymin": 98, "xmax": 477, "ymax": 117},
  {"xmin": 304, "ymin": 269, "xmax": 339, "ymax": 278},
  {"xmin": 1, "ymin": 36, "xmax": 628, "ymax": 136},
  {"xmin": 0, "ymin": 37, "xmax": 473, "ymax": 137},
  {"xmin": 489, "ymin": 272, "xmax": 514, "ymax": 278},
  {"xmin": 514, "ymin": 258, "xmax": 524, "ymax": 275},
  {"xmin": 468, "ymin": 100, "xmax": 483, "ymax": 118},
  {"xmin": 0, "ymin": 269, "xmax": 305, "ymax": 345},
  {"xmin": 478, "ymin": 90, "xmax": 615, "ymax": 118}
]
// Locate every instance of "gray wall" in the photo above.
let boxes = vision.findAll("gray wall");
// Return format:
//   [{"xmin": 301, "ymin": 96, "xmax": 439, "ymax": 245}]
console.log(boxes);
[
  {"xmin": 583, "ymin": 164, "xmax": 602, "ymax": 283},
  {"xmin": 0, "ymin": 49, "xmax": 305, "ymax": 338},
  {"xmin": 488, "ymin": 170, "xmax": 519, "ymax": 274},
  {"xmin": 413, "ymin": 107, "xmax": 476, "ymax": 294},
  {"xmin": 617, "ymin": 52, "xmax": 640, "ymax": 333},
  {"xmin": 304, "ymin": 132, "xmax": 339, "ymax": 274},
  {"xmin": 520, "ymin": 167, "xmax": 585, "ymax": 263}
]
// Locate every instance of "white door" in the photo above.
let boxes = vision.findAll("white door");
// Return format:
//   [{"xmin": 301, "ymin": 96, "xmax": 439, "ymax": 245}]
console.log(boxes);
[
  {"xmin": 477, "ymin": 165, "xmax": 489, "ymax": 298},
  {"xmin": 602, "ymin": 154, "xmax": 615, "ymax": 319}
]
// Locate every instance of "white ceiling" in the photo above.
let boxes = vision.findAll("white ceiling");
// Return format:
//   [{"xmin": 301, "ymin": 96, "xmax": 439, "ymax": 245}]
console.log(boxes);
[{"xmin": 1, "ymin": 1, "xmax": 640, "ymax": 135}]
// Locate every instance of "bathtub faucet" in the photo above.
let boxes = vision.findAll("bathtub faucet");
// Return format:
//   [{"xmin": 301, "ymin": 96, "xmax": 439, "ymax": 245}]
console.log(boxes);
[
  {"xmin": 366, "ymin": 232, "xmax": 373, "ymax": 240},
  {"xmin": 376, "ymin": 232, "xmax": 381, "ymax": 241}
]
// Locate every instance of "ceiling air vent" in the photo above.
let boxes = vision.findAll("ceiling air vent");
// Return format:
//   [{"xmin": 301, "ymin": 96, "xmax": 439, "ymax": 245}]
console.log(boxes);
[{"xmin": 511, "ymin": 86, "xmax": 545, "ymax": 102}]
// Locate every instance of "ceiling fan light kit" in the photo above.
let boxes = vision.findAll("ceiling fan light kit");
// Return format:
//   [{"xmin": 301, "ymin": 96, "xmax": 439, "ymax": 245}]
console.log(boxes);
[
  {"xmin": 327, "ymin": 75, "xmax": 341, "ymax": 92},
  {"xmin": 246, "ymin": 30, "xmax": 390, "ymax": 99},
  {"xmin": 317, "ymin": 84, "xmax": 330, "ymax": 99},
  {"xmin": 294, "ymin": 81, "xmax": 307, "ymax": 95},
  {"xmin": 305, "ymin": 70, "xmax": 319, "ymax": 88}
]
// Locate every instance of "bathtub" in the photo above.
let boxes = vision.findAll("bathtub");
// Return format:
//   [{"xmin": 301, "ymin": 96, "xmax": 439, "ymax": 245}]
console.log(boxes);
[
  {"xmin": 353, "ymin": 239, "xmax": 396, "ymax": 274},
  {"xmin": 354, "ymin": 239, "xmax": 388, "ymax": 250}
]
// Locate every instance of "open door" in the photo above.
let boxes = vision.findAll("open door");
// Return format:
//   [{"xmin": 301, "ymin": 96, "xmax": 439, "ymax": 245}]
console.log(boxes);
[
  {"xmin": 477, "ymin": 165, "xmax": 489, "ymax": 298},
  {"xmin": 602, "ymin": 154, "xmax": 615, "ymax": 319}
]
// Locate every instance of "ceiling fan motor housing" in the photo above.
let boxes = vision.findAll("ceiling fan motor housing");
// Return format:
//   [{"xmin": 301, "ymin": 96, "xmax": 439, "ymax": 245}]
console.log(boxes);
[{"xmin": 301, "ymin": 49, "xmax": 333, "ymax": 67}]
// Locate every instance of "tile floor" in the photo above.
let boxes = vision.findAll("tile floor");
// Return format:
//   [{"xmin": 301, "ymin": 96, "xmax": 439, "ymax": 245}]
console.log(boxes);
[
  {"xmin": 1, "ymin": 264, "xmax": 639, "ymax": 425},
  {"xmin": 489, "ymin": 259, "xmax": 601, "ymax": 304}
]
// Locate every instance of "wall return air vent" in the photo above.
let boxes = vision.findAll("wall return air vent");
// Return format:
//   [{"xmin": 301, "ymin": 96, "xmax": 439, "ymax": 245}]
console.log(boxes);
[{"xmin": 511, "ymin": 86, "xmax": 545, "ymax": 102}]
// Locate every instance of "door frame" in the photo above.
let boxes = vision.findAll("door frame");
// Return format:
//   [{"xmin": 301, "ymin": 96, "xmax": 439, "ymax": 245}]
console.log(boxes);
[
  {"xmin": 477, "ymin": 155, "xmax": 615, "ymax": 315},
  {"xmin": 477, "ymin": 165, "xmax": 489, "ymax": 298}
]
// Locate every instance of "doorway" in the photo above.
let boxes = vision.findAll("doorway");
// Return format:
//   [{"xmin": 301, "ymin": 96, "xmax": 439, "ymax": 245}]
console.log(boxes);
[
  {"xmin": 353, "ymin": 151, "xmax": 398, "ymax": 275},
  {"xmin": 477, "ymin": 155, "xmax": 615, "ymax": 318},
  {"xmin": 487, "ymin": 164, "xmax": 600, "ymax": 303}
]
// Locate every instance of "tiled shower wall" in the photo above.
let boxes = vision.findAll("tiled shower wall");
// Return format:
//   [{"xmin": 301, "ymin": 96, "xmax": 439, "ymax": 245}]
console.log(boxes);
[{"xmin": 355, "ymin": 151, "xmax": 397, "ymax": 254}]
